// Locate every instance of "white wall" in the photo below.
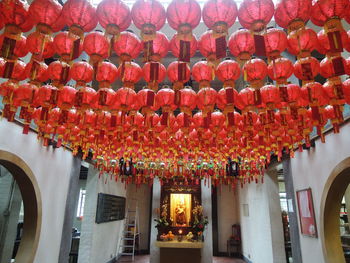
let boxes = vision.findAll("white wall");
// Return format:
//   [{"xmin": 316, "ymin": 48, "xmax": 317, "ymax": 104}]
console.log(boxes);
[
  {"xmin": 0, "ymin": 121, "xmax": 75, "ymax": 263},
  {"xmin": 78, "ymin": 167, "xmax": 126, "ymax": 263},
  {"xmin": 126, "ymin": 184, "xmax": 151, "ymax": 251},
  {"xmin": 290, "ymin": 122, "xmax": 350, "ymax": 263},
  {"xmin": 238, "ymin": 173, "xmax": 286, "ymax": 263},
  {"xmin": 217, "ymin": 185, "xmax": 239, "ymax": 253}
]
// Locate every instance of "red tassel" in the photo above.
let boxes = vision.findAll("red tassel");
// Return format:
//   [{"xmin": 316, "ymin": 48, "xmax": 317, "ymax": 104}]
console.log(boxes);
[
  {"xmin": 22, "ymin": 124, "xmax": 30, "ymax": 135},
  {"xmin": 253, "ymin": 34, "xmax": 266, "ymax": 57},
  {"xmin": 215, "ymin": 36, "xmax": 227, "ymax": 59},
  {"xmin": 179, "ymin": 40, "xmax": 191, "ymax": 62}
]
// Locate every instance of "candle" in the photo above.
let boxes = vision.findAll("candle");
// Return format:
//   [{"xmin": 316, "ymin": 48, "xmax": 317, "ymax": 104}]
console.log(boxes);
[{"xmin": 179, "ymin": 229, "xmax": 183, "ymax": 235}]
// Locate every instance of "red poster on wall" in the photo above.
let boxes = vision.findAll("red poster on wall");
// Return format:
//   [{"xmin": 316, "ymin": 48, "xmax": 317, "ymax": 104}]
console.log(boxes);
[{"xmin": 296, "ymin": 188, "xmax": 318, "ymax": 237}]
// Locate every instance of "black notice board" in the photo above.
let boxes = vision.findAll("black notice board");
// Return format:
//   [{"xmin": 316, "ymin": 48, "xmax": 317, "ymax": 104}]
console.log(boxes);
[{"xmin": 95, "ymin": 193, "xmax": 126, "ymax": 224}]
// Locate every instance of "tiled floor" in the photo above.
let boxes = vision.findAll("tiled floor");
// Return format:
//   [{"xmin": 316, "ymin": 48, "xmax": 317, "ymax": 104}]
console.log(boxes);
[{"xmin": 117, "ymin": 255, "xmax": 245, "ymax": 263}]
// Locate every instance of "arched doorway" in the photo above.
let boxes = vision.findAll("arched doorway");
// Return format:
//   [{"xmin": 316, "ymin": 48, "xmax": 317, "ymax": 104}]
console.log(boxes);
[
  {"xmin": 0, "ymin": 150, "xmax": 41, "ymax": 263},
  {"xmin": 321, "ymin": 157, "xmax": 350, "ymax": 263}
]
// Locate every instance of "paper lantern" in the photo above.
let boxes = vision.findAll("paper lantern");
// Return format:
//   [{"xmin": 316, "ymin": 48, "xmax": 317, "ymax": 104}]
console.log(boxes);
[
  {"xmin": 83, "ymin": 31, "xmax": 109, "ymax": 62},
  {"xmin": 0, "ymin": 33, "xmax": 28, "ymax": 59},
  {"xmin": 29, "ymin": 0, "xmax": 63, "ymax": 33},
  {"xmin": 118, "ymin": 61, "xmax": 143, "ymax": 88},
  {"xmin": 142, "ymin": 62, "xmax": 167, "ymax": 89},
  {"xmin": 170, "ymin": 33, "xmax": 198, "ymax": 60},
  {"xmin": 70, "ymin": 61, "xmax": 94, "ymax": 85},
  {"xmin": 0, "ymin": 0, "xmax": 33, "ymax": 32},
  {"xmin": 167, "ymin": 61, "xmax": 191, "ymax": 88},
  {"xmin": 310, "ymin": 0, "xmax": 348, "ymax": 27},
  {"xmin": 113, "ymin": 31, "xmax": 142, "ymax": 61},
  {"xmin": 53, "ymin": 31, "xmax": 83, "ymax": 61},
  {"xmin": 97, "ymin": 0, "xmax": 131, "ymax": 35},
  {"xmin": 192, "ymin": 61, "xmax": 215, "ymax": 87},
  {"xmin": 228, "ymin": 29, "xmax": 255, "ymax": 61},
  {"xmin": 142, "ymin": 31, "xmax": 169, "ymax": 61},
  {"xmin": 243, "ymin": 58, "xmax": 268, "ymax": 87},
  {"xmin": 267, "ymin": 58, "xmax": 294, "ymax": 84},
  {"xmin": 287, "ymin": 28, "xmax": 318, "ymax": 57},
  {"xmin": 95, "ymin": 61, "xmax": 118, "ymax": 86},
  {"xmin": 48, "ymin": 60, "xmax": 71, "ymax": 85},
  {"xmin": 264, "ymin": 28, "xmax": 287, "ymax": 58},
  {"xmin": 26, "ymin": 31, "xmax": 55, "ymax": 60},
  {"xmin": 198, "ymin": 30, "xmax": 226, "ymax": 61},
  {"xmin": 216, "ymin": 59, "xmax": 241, "ymax": 86},
  {"xmin": 294, "ymin": 57, "xmax": 320, "ymax": 81}
]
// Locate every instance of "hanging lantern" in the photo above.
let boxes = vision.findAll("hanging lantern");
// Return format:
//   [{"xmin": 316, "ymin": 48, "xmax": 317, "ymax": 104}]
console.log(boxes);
[
  {"xmin": 197, "ymin": 87, "xmax": 218, "ymax": 114},
  {"xmin": 0, "ymin": 33, "xmax": 28, "ymax": 60},
  {"xmin": 83, "ymin": 31, "xmax": 109, "ymax": 63},
  {"xmin": 228, "ymin": 29, "xmax": 255, "ymax": 63},
  {"xmin": 170, "ymin": 33, "xmax": 198, "ymax": 62},
  {"xmin": 95, "ymin": 60, "xmax": 118, "ymax": 87},
  {"xmin": 0, "ymin": 0, "xmax": 33, "ymax": 33},
  {"xmin": 198, "ymin": 30, "xmax": 227, "ymax": 61},
  {"xmin": 287, "ymin": 28, "xmax": 318, "ymax": 57},
  {"xmin": 131, "ymin": 0, "xmax": 166, "ymax": 36},
  {"xmin": 113, "ymin": 87, "xmax": 137, "ymax": 112},
  {"xmin": 238, "ymin": 0, "xmax": 274, "ymax": 32},
  {"xmin": 202, "ymin": 0, "xmax": 237, "ymax": 34},
  {"xmin": 320, "ymin": 56, "xmax": 347, "ymax": 79},
  {"xmin": 178, "ymin": 86, "xmax": 197, "ymax": 114},
  {"xmin": 156, "ymin": 86, "xmax": 176, "ymax": 113},
  {"xmin": 70, "ymin": 61, "xmax": 94, "ymax": 86},
  {"xmin": 57, "ymin": 85, "xmax": 77, "ymax": 110},
  {"xmin": 117, "ymin": 61, "xmax": 143, "ymax": 89},
  {"xmin": 53, "ymin": 31, "xmax": 83, "ymax": 62},
  {"xmin": 294, "ymin": 57, "xmax": 320, "ymax": 81},
  {"xmin": 264, "ymin": 28, "xmax": 288, "ymax": 59},
  {"xmin": 28, "ymin": 0, "xmax": 63, "ymax": 34},
  {"xmin": 24, "ymin": 60, "xmax": 49, "ymax": 84},
  {"xmin": 137, "ymin": 87, "xmax": 159, "ymax": 114},
  {"xmin": 267, "ymin": 57, "xmax": 294, "ymax": 84},
  {"xmin": 48, "ymin": 60, "xmax": 71, "ymax": 86},
  {"xmin": 310, "ymin": 0, "xmax": 348, "ymax": 27},
  {"xmin": 324, "ymin": 105, "xmax": 342, "ymax": 133},
  {"xmin": 97, "ymin": 0, "xmax": 131, "ymax": 36},
  {"xmin": 166, "ymin": 0, "xmax": 201, "ymax": 35},
  {"xmin": 26, "ymin": 31, "xmax": 55, "ymax": 60},
  {"xmin": 113, "ymin": 31, "xmax": 142, "ymax": 62},
  {"xmin": 142, "ymin": 62, "xmax": 166, "ymax": 90},
  {"xmin": 33, "ymin": 84, "xmax": 59, "ymax": 111},
  {"xmin": 167, "ymin": 61, "xmax": 191, "ymax": 90},
  {"xmin": 75, "ymin": 86, "xmax": 97, "ymax": 112},
  {"xmin": 260, "ymin": 84, "xmax": 282, "ymax": 109},
  {"xmin": 274, "ymin": 0, "xmax": 311, "ymax": 31},
  {"xmin": 62, "ymin": 0, "xmax": 98, "ymax": 37},
  {"xmin": 142, "ymin": 31, "xmax": 169, "ymax": 62},
  {"xmin": 216, "ymin": 59, "xmax": 241, "ymax": 87},
  {"xmin": 192, "ymin": 60, "xmax": 215, "ymax": 88},
  {"xmin": 243, "ymin": 58, "xmax": 268, "ymax": 88},
  {"xmin": 317, "ymin": 29, "xmax": 349, "ymax": 55}
]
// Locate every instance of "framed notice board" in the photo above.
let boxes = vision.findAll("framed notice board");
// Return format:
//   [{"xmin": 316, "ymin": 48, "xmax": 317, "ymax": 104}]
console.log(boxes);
[
  {"xmin": 296, "ymin": 188, "xmax": 317, "ymax": 238},
  {"xmin": 95, "ymin": 193, "xmax": 126, "ymax": 224}
]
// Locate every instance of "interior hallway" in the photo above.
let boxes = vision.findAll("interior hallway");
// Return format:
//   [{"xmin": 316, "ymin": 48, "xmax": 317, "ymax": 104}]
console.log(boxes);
[{"xmin": 117, "ymin": 255, "xmax": 245, "ymax": 263}]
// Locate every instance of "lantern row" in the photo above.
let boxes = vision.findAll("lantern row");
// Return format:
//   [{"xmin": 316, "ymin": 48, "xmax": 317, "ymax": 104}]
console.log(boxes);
[{"xmin": 1, "ymin": 0, "xmax": 350, "ymax": 187}]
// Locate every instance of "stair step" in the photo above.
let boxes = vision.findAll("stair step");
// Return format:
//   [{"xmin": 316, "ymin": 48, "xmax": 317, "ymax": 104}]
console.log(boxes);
[
  {"xmin": 120, "ymin": 252, "xmax": 134, "ymax": 256},
  {"xmin": 120, "ymin": 245, "xmax": 134, "ymax": 248},
  {"xmin": 122, "ymin": 237, "xmax": 134, "ymax": 240}
]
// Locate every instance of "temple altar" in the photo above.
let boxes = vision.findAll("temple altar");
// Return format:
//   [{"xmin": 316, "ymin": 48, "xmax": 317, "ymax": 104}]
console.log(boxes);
[{"xmin": 155, "ymin": 241, "xmax": 204, "ymax": 263}]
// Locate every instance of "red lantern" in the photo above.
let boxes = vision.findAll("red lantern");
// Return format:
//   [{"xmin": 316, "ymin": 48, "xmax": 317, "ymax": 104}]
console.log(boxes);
[
  {"xmin": 0, "ymin": 33, "xmax": 27, "ymax": 59},
  {"xmin": 142, "ymin": 62, "xmax": 166, "ymax": 90},
  {"xmin": 228, "ymin": 29, "xmax": 255, "ymax": 62},
  {"xmin": 113, "ymin": 31, "xmax": 142, "ymax": 62},
  {"xmin": 131, "ymin": 0, "xmax": 166, "ymax": 34},
  {"xmin": 238, "ymin": 0, "xmax": 274, "ymax": 31},
  {"xmin": 1, "ymin": 59, "xmax": 26, "ymax": 81},
  {"xmin": 0, "ymin": 0, "xmax": 33, "ymax": 32},
  {"xmin": 53, "ymin": 31, "xmax": 83, "ymax": 61},
  {"xmin": 267, "ymin": 58, "xmax": 294, "ymax": 84},
  {"xmin": 57, "ymin": 85, "xmax": 77, "ymax": 110},
  {"xmin": 96, "ymin": 61, "xmax": 118, "ymax": 87},
  {"xmin": 142, "ymin": 31, "xmax": 169, "ymax": 61},
  {"xmin": 75, "ymin": 86, "xmax": 97, "ymax": 111},
  {"xmin": 13, "ymin": 82, "xmax": 37, "ymax": 109},
  {"xmin": 192, "ymin": 61, "xmax": 215, "ymax": 87},
  {"xmin": 217, "ymin": 86, "xmax": 244, "ymax": 112},
  {"xmin": 117, "ymin": 61, "xmax": 143, "ymax": 88},
  {"xmin": 170, "ymin": 33, "xmax": 198, "ymax": 60},
  {"xmin": 33, "ymin": 84, "xmax": 59, "ymax": 109},
  {"xmin": 48, "ymin": 60, "xmax": 71, "ymax": 85},
  {"xmin": 301, "ymin": 82, "xmax": 329, "ymax": 106},
  {"xmin": 83, "ymin": 31, "xmax": 109, "ymax": 62},
  {"xmin": 264, "ymin": 28, "xmax": 287, "ymax": 58},
  {"xmin": 26, "ymin": 31, "xmax": 55, "ymax": 60},
  {"xmin": 62, "ymin": 0, "xmax": 98, "ymax": 36},
  {"xmin": 156, "ymin": 86, "xmax": 176, "ymax": 112},
  {"xmin": 317, "ymin": 29, "xmax": 349, "ymax": 54},
  {"xmin": 70, "ymin": 61, "xmax": 94, "ymax": 85},
  {"xmin": 24, "ymin": 60, "xmax": 49, "ymax": 83},
  {"xmin": 178, "ymin": 87, "xmax": 197, "ymax": 114},
  {"xmin": 202, "ymin": 0, "xmax": 237, "ymax": 33},
  {"xmin": 137, "ymin": 88, "xmax": 159, "ymax": 114},
  {"xmin": 260, "ymin": 84, "xmax": 281, "ymax": 109},
  {"xmin": 287, "ymin": 28, "xmax": 318, "ymax": 57},
  {"xmin": 274, "ymin": 0, "xmax": 311, "ymax": 31},
  {"xmin": 320, "ymin": 56, "xmax": 347, "ymax": 78},
  {"xmin": 29, "ymin": 0, "xmax": 63, "ymax": 33},
  {"xmin": 113, "ymin": 87, "xmax": 137, "ymax": 111},
  {"xmin": 198, "ymin": 30, "xmax": 226, "ymax": 61},
  {"xmin": 324, "ymin": 105, "xmax": 342, "ymax": 133},
  {"xmin": 243, "ymin": 58, "xmax": 267, "ymax": 87},
  {"xmin": 294, "ymin": 57, "xmax": 320, "ymax": 81},
  {"xmin": 197, "ymin": 87, "xmax": 217, "ymax": 114},
  {"xmin": 97, "ymin": 0, "xmax": 131, "ymax": 35},
  {"xmin": 92, "ymin": 87, "xmax": 115, "ymax": 111},
  {"xmin": 216, "ymin": 59, "xmax": 241, "ymax": 86},
  {"xmin": 239, "ymin": 87, "xmax": 259, "ymax": 110},
  {"xmin": 167, "ymin": 61, "xmax": 191, "ymax": 89},
  {"xmin": 166, "ymin": 0, "xmax": 201, "ymax": 34},
  {"xmin": 310, "ymin": 0, "xmax": 348, "ymax": 27}
]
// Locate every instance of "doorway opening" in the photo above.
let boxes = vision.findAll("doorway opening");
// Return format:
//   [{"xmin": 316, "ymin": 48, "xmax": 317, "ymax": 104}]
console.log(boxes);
[
  {"xmin": 0, "ymin": 151, "xmax": 41, "ymax": 263},
  {"xmin": 323, "ymin": 158, "xmax": 350, "ymax": 263}
]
